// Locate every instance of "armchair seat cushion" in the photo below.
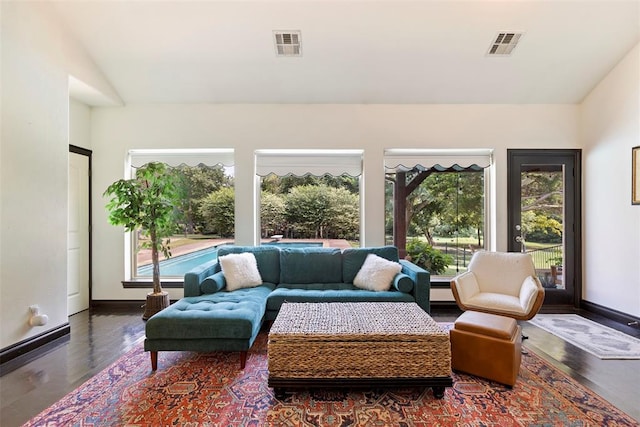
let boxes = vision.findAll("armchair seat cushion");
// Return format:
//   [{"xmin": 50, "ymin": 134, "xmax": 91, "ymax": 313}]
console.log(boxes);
[{"xmin": 463, "ymin": 293, "xmax": 530, "ymax": 318}]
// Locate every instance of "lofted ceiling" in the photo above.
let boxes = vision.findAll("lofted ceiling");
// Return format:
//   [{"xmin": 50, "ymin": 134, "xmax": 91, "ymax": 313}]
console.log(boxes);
[{"xmin": 53, "ymin": 0, "xmax": 640, "ymax": 105}]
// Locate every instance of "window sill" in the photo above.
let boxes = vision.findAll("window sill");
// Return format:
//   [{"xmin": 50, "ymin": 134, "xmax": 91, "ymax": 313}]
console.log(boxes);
[
  {"xmin": 430, "ymin": 279, "xmax": 453, "ymax": 288},
  {"xmin": 122, "ymin": 280, "xmax": 184, "ymax": 289}
]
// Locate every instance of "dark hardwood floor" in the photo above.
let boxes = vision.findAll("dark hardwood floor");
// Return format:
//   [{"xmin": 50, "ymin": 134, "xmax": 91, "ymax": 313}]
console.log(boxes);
[
  {"xmin": 1, "ymin": 306, "xmax": 639, "ymax": 426},
  {"xmin": 0, "ymin": 308, "xmax": 146, "ymax": 427}
]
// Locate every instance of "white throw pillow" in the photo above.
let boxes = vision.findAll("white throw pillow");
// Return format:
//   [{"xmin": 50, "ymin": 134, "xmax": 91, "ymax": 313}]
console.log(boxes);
[
  {"xmin": 353, "ymin": 254, "xmax": 402, "ymax": 292},
  {"xmin": 218, "ymin": 252, "xmax": 263, "ymax": 291}
]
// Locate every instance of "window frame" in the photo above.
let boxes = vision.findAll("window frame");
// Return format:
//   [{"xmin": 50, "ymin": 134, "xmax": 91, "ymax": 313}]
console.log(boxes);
[
  {"xmin": 254, "ymin": 149, "xmax": 364, "ymax": 247},
  {"xmin": 123, "ymin": 148, "xmax": 234, "ymax": 284},
  {"xmin": 383, "ymin": 148, "xmax": 495, "ymax": 283}
]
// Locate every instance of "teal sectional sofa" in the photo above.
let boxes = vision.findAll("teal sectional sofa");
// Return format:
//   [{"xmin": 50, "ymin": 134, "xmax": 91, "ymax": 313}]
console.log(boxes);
[{"xmin": 144, "ymin": 245, "xmax": 430, "ymax": 370}]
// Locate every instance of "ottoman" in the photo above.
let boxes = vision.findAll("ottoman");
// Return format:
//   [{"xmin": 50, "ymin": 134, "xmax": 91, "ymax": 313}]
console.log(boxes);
[
  {"xmin": 268, "ymin": 302, "xmax": 453, "ymax": 398},
  {"xmin": 450, "ymin": 310, "xmax": 522, "ymax": 387}
]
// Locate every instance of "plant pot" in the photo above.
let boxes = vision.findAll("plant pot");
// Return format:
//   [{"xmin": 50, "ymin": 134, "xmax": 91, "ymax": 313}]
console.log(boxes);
[
  {"xmin": 550, "ymin": 265, "xmax": 563, "ymax": 285},
  {"xmin": 142, "ymin": 291, "xmax": 170, "ymax": 320}
]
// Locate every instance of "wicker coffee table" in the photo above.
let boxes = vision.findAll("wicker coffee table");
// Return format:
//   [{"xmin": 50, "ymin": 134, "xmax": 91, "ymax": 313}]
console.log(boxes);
[{"xmin": 267, "ymin": 302, "xmax": 452, "ymax": 398}]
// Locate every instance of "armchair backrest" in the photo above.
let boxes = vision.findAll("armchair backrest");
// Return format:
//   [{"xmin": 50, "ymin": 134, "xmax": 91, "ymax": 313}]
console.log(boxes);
[{"xmin": 467, "ymin": 251, "xmax": 537, "ymax": 297}]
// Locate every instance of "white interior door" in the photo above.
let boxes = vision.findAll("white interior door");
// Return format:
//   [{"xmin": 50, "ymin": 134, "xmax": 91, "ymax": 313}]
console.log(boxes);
[{"xmin": 68, "ymin": 151, "xmax": 90, "ymax": 315}]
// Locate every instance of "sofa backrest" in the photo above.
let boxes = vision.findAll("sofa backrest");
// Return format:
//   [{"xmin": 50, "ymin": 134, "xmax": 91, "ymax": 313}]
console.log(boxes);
[
  {"xmin": 342, "ymin": 246, "xmax": 400, "ymax": 283},
  {"xmin": 216, "ymin": 245, "xmax": 281, "ymax": 284},
  {"xmin": 214, "ymin": 245, "xmax": 403, "ymax": 286},
  {"xmin": 279, "ymin": 247, "xmax": 343, "ymax": 284}
]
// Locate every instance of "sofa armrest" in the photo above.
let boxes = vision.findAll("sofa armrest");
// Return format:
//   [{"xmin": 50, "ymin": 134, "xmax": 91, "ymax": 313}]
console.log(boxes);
[
  {"xmin": 184, "ymin": 260, "xmax": 220, "ymax": 297},
  {"xmin": 450, "ymin": 271, "xmax": 480, "ymax": 308},
  {"xmin": 399, "ymin": 260, "xmax": 431, "ymax": 313}
]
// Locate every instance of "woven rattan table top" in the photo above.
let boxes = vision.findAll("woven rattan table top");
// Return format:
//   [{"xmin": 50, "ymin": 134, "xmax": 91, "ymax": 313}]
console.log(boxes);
[{"xmin": 269, "ymin": 302, "xmax": 447, "ymax": 342}]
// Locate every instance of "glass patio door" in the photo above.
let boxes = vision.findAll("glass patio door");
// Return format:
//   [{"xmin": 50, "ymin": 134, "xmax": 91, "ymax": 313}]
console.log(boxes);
[{"xmin": 507, "ymin": 149, "xmax": 582, "ymax": 308}]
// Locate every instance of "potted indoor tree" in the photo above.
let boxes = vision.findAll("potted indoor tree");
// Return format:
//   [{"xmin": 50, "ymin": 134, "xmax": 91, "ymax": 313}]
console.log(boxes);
[{"xmin": 104, "ymin": 162, "xmax": 180, "ymax": 320}]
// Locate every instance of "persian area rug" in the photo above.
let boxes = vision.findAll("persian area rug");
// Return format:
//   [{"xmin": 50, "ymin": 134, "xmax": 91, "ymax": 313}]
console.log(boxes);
[
  {"xmin": 529, "ymin": 314, "xmax": 640, "ymax": 359},
  {"xmin": 25, "ymin": 332, "xmax": 637, "ymax": 427}
]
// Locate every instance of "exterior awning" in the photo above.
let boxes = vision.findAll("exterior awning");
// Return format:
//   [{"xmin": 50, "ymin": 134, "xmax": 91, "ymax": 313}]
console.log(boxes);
[
  {"xmin": 255, "ymin": 149, "xmax": 363, "ymax": 177},
  {"xmin": 384, "ymin": 148, "xmax": 493, "ymax": 172},
  {"xmin": 129, "ymin": 149, "xmax": 234, "ymax": 168}
]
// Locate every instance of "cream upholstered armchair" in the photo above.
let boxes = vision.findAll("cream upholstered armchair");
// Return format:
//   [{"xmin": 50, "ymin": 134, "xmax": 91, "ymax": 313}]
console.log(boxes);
[{"xmin": 451, "ymin": 251, "xmax": 545, "ymax": 321}]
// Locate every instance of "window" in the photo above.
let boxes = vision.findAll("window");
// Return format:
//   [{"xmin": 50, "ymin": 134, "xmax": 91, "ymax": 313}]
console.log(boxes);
[
  {"xmin": 384, "ymin": 149, "xmax": 493, "ymax": 279},
  {"xmin": 255, "ymin": 149, "xmax": 363, "ymax": 248},
  {"xmin": 127, "ymin": 149, "xmax": 234, "ymax": 280}
]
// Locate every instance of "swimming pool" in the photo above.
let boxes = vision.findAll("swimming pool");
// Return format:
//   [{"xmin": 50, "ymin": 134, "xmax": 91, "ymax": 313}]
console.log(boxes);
[{"xmin": 137, "ymin": 241, "xmax": 323, "ymax": 277}]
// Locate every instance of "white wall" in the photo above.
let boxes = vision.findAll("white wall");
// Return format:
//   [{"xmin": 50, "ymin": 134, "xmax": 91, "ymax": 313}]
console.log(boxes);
[
  {"xmin": 580, "ymin": 43, "xmax": 640, "ymax": 317},
  {"xmin": 90, "ymin": 104, "xmax": 579, "ymax": 301},
  {"xmin": 70, "ymin": 99, "xmax": 92, "ymax": 150},
  {"xmin": 0, "ymin": 2, "xmax": 114, "ymax": 349}
]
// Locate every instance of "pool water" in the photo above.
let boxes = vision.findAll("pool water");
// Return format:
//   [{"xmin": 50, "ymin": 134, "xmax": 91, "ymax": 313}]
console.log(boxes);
[
  {"xmin": 263, "ymin": 241, "xmax": 323, "ymax": 248},
  {"xmin": 137, "ymin": 241, "xmax": 323, "ymax": 277}
]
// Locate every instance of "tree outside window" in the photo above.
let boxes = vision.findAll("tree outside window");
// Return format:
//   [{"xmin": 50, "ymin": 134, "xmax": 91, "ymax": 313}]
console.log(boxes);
[{"xmin": 385, "ymin": 167, "xmax": 485, "ymax": 277}]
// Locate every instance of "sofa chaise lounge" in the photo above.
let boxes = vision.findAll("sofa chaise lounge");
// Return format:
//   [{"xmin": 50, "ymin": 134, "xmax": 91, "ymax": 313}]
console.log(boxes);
[{"xmin": 144, "ymin": 245, "xmax": 431, "ymax": 370}]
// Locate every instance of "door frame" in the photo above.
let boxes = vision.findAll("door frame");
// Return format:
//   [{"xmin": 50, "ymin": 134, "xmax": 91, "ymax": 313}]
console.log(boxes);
[
  {"xmin": 507, "ymin": 149, "xmax": 582, "ymax": 309},
  {"xmin": 69, "ymin": 145, "xmax": 93, "ymax": 306}
]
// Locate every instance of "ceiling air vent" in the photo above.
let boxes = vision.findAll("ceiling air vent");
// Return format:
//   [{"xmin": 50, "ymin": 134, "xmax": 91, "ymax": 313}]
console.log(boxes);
[
  {"xmin": 487, "ymin": 32, "xmax": 523, "ymax": 56},
  {"xmin": 274, "ymin": 31, "xmax": 302, "ymax": 57}
]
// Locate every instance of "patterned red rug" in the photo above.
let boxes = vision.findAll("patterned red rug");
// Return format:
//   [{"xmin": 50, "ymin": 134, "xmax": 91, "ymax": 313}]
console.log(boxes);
[{"xmin": 25, "ymin": 331, "xmax": 637, "ymax": 426}]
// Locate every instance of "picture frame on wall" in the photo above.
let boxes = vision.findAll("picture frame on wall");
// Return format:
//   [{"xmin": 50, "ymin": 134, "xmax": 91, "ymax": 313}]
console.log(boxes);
[{"xmin": 633, "ymin": 146, "xmax": 640, "ymax": 205}]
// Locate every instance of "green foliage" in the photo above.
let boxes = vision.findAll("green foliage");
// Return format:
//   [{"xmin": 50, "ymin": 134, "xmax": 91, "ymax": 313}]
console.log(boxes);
[
  {"xmin": 520, "ymin": 171, "xmax": 564, "ymax": 244},
  {"xmin": 261, "ymin": 174, "xmax": 359, "ymax": 195},
  {"xmin": 548, "ymin": 255, "xmax": 563, "ymax": 266},
  {"xmin": 326, "ymin": 186, "xmax": 360, "ymax": 239},
  {"xmin": 171, "ymin": 165, "xmax": 231, "ymax": 234},
  {"xmin": 386, "ymin": 170, "xmax": 485, "ymax": 247},
  {"xmin": 260, "ymin": 192, "xmax": 286, "ymax": 237},
  {"xmin": 283, "ymin": 184, "xmax": 359, "ymax": 239},
  {"xmin": 520, "ymin": 209, "xmax": 562, "ymax": 243},
  {"xmin": 199, "ymin": 187, "xmax": 235, "ymax": 236},
  {"xmin": 406, "ymin": 238, "xmax": 453, "ymax": 275},
  {"xmin": 285, "ymin": 184, "xmax": 333, "ymax": 238},
  {"xmin": 103, "ymin": 162, "xmax": 180, "ymax": 293}
]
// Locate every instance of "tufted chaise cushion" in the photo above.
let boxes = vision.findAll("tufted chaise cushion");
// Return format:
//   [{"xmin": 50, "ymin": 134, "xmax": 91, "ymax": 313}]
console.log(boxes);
[{"xmin": 145, "ymin": 285, "xmax": 274, "ymax": 340}]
